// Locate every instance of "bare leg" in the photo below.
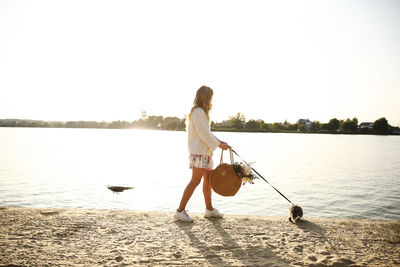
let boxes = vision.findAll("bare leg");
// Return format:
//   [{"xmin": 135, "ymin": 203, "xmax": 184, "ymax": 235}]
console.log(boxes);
[
  {"xmin": 202, "ymin": 170, "xmax": 213, "ymax": 210},
  {"xmin": 177, "ymin": 167, "xmax": 204, "ymax": 212}
]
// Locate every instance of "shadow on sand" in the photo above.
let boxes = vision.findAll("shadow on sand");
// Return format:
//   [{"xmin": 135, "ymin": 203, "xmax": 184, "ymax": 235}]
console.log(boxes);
[
  {"xmin": 294, "ymin": 219, "xmax": 337, "ymax": 252},
  {"xmin": 175, "ymin": 218, "xmax": 290, "ymax": 267},
  {"xmin": 174, "ymin": 220, "xmax": 226, "ymax": 266},
  {"xmin": 295, "ymin": 219, "xmax": 326, "ymax": 234}
]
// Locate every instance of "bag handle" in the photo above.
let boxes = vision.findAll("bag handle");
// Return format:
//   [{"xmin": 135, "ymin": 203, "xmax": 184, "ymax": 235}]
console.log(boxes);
[{"xmin": 220, "ymin": 148, "xmax": 234, "ymax": 164}]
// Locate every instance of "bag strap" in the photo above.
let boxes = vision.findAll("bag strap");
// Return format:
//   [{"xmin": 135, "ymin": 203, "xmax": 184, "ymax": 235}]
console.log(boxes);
[{"xmin": 220, "ymin": 148, "xmax": 234, "ymax": 164}]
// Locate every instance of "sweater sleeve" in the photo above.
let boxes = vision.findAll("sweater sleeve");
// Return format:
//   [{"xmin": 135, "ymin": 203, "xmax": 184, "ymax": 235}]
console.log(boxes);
[
  {"xmin": 192, "ymin": 108, "xmax": 220, "ymax": 151},
  {"xmin": 211, "ymin": 133, "xmax": 221, "ymax": 143}
]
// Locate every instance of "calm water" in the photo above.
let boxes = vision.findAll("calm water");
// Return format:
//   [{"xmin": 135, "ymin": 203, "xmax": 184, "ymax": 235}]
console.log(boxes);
[{"xmin": 0, "ymin": 127, "xmax": 399, "ymax": 220}]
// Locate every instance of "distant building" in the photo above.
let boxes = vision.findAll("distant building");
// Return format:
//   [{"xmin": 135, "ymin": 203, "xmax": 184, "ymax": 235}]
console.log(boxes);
[
  {"xmin": 297, "ymin": 119, "xmax": 312, "ymax": 130},
  {"xmin": 359, "ymin": 122, "xmax": 374, "ymax": 129}
]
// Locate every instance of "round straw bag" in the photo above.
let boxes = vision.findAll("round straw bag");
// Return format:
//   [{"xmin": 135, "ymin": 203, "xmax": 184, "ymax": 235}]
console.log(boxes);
[{"xmin": 210, "ymin": 149, "xmax": 241, "ymax": 196}]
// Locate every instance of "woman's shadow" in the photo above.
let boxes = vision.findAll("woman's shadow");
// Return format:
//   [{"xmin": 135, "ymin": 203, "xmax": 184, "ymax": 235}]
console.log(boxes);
[
  {"xmin": 175, "ymin": 218, "xmax": 290, "ymax": 266},
  {"xmin": 174, "ymin": 220, "xmax": 226, "ymax": 266}
]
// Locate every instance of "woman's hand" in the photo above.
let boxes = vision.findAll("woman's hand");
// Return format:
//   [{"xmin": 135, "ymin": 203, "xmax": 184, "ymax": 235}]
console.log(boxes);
[{"xmin": 218, "ymin": 142, "xmax": 231, "ymax": 150}]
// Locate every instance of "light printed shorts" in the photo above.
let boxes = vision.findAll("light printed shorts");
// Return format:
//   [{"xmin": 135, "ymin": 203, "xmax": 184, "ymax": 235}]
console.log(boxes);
[{"xmin": 189, "ymin": 154, "xmax": 214, "ymax": 171}]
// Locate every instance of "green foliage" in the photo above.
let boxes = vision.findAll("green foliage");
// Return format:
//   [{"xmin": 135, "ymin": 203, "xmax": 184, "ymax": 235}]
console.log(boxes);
[
  {"xmin": 298, "ymin": 124, "xmax": 306, "ymax": 132},
  {"xmin": 109, "ymin": 120, "xmax": 130, "ymax": 129},
  {"xmin": 373, "ymin": 117, "xmax": 389, "ymax": 134},
  {"xmin": 0, "ymin": 114, "xmax": 396, "ymax": 135},
  {"xmin": 245, "ymin": 119, "xmax": 260, "ymax": 129},
  {"xmin": 271, "ymin": 122, "xmax": 283, "ymax": 132},
  {"xmin": 161, "ymin": 117, "xmax": 180, "ymax": 130},
  {"xmin": 340, "ymin": 118, "xmax": 358, "ymax": 132},
  {"xmin": 311, "ymin": 121, "xmax": 321, "ymax": 131},
  {"xmin": 260, "ymin": 122, "xmax": 270, "ymax": 131},
  {"xmin": 229, "ymin": 113, "xmax": 246, "ymax": 129},
  {"xmin": 328, "ymin": 118, "xmax": 340, "ymax": 132},
  {"xmin": 320, "ymin": 123, "xmax": 329, "ymax": 131},
  {"xmin": 145, "ymin": 115, "xmax": 163, "ymax": 128},
  {"xmin": 287, "ymin": 123, "xmax": 298, "ymax": 131}
]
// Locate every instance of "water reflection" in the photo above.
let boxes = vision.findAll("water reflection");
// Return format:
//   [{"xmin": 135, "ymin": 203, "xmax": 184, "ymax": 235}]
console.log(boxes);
[{"xmin": 0, "ymin": 128, "xmax": 399, "ymax": 220}]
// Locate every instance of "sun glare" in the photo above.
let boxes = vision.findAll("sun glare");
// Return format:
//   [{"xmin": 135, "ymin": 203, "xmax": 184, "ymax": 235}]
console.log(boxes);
[{"xmin": 0, "ymin": 0, "xmax": 399, "ymax": 124}]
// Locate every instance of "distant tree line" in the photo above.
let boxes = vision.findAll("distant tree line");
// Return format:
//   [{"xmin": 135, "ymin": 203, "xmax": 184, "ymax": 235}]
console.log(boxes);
[
  {"xmin": 0, "ymin": 113, "xmax": 398, "ymax": 135},
  {"xmin": 0, "ymin": 115, "xmax": 186, "ymax": 131},
  {"xmin": 211, "ymin": 113, "xmax": 399, "ymax": 135}
]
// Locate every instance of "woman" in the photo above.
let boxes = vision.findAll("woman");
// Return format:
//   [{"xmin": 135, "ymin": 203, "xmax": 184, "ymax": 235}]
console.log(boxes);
[{"xmin": 175, "ymin": 86, "xmax": 230, "ymax": 222}]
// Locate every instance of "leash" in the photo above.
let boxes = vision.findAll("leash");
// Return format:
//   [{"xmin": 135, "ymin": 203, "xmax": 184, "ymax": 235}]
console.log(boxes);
[{"xmin": 231, "ymin": 149, "xmax": 294, "ymax": 205}]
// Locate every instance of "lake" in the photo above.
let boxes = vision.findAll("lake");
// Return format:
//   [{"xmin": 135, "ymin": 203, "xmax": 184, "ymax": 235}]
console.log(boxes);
[{"xmin": 0, "ymin": 127, "xmax": 399, "ymax": 220}]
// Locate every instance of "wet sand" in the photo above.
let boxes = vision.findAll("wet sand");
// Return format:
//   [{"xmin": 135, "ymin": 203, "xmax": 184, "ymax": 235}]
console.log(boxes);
[{"xmin": 0, "ymin": 207, "xmax": 399, "ymax": 266}]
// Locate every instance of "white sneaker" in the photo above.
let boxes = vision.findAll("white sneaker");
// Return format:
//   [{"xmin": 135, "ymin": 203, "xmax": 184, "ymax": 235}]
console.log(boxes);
[
  {"xmin": 204, "ymin": 208, "xmax": 224, "ymax": 218},
  {"xmin": 174, "ymin": 210, "xmax": 194, "ymax": 223}
]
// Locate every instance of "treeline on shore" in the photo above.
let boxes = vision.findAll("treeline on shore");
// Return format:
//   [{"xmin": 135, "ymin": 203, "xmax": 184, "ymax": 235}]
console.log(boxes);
[
  {"xmin": 0, "ymin": 113, "xmax": 399, "ymax": 135},
  {"xmin": 212, "ymin": 113, "xmax": 399, "ymax": 135},
  {"xmin": 0, "ymin": 116, "xmax": 185, "ymax": 131}
]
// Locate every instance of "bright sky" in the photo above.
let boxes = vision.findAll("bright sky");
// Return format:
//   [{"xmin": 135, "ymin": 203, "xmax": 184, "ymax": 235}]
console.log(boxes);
[{"xmin": 1, "ymin": 0, "xmax": 399, "ymax": 125}]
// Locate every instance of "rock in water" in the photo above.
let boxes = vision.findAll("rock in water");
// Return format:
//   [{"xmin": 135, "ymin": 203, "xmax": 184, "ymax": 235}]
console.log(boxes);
[{"xmin": 107, "ymin": 186, "xmax": 134, "ymax": 193}]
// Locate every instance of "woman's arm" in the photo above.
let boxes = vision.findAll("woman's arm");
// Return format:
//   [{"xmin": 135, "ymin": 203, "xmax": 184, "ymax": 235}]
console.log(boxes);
[
  {"xmin": 211, "ymin": 133, "xmax": 221, "ymax": 143},
  {"xmin": 192, "ymin": 108, "xmax": 220, "ymax": 151},
  {"xmin": 212, "ymin": 133, "xmax": 228, "ymax": 146}
]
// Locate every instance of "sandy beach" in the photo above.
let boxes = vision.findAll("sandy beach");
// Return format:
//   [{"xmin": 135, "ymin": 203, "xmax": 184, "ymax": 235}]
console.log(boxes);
[{"xmin": 0, "ymin": 207, "xmax": 399, "ymax": 266}]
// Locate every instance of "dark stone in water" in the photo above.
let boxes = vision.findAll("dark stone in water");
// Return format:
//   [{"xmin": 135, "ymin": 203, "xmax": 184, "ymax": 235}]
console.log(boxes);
[{"xmin": 107, "ymin": 186, "xmax": 134, "ymax": 193}]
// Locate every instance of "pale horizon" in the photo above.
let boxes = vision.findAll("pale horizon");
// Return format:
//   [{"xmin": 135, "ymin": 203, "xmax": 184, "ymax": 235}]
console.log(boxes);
[
  {"xmin": 0, "ymin": 112, "xmax": 394, "ymax": 126},
  {"xmin": 1, "ymin": 0, "xmax": 399, "ymax": 126}
]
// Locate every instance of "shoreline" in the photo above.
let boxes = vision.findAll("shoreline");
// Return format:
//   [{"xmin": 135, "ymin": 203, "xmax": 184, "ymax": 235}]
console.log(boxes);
[
  {"xmin": 1, "ymin": 126, "xmax": 399, "ymax": 136},
  {"xmin": 1, "ymin": 207, "xmax": 399, "ymax": 266}
]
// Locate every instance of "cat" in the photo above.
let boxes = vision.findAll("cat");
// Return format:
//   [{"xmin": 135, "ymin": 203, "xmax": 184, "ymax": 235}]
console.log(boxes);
[{"xmin": 289, "ymin": 205, "xmax": 303, "ymax": 223}]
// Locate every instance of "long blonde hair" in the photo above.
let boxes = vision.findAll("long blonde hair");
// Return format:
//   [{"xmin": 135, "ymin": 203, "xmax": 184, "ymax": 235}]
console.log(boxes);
[{"xmin": 189, "ymin": 86, "xmax": 214, "ymax": 120}]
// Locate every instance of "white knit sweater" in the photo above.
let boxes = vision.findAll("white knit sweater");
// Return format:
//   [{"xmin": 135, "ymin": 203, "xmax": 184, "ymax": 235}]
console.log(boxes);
[{"xmin": 187, "ymin": 107, "xmax": 221, "ymax": 156}]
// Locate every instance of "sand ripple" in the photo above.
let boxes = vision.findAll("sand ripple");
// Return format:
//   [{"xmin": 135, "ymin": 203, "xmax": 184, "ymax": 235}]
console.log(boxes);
[{"xmin": 0, "ymin": 207, "xmax": 399, "ymax": 266}]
